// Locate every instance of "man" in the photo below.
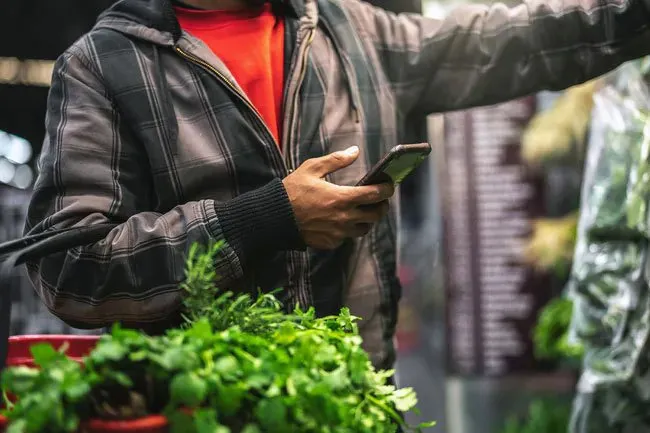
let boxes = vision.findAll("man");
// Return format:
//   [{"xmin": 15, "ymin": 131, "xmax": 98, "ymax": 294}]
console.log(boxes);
[{"xmin": 25, "ymin": 0, "xmax": 650, "ymax": 370}]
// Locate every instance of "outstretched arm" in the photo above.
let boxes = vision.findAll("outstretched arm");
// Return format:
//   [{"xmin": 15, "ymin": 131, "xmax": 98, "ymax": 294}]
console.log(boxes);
[{"xmin": 344, "ymin": 0, "xmax": 650, "ymax": 113}]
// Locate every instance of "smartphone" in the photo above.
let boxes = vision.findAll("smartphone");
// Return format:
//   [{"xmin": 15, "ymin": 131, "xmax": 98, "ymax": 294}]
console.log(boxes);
[{"xmin": 356, "ymin": 143, "xmax": 432, "ymax": 186}]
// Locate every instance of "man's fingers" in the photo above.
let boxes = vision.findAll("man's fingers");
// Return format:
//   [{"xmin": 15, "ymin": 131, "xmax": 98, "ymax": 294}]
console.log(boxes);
[
  {"xmin": 349, "ymin": 223, "xmax": 373, "ymax": 238},
  {"xmin": 304, "ymin": 146, "xmax": 360, "ymax": 177},
  {"xmin": 345, "ymin": 183, "xmax": 395, "ymax": 205},
  {"xmin": 347, "ymin": 201, "xmax": 390, "ymax": 224}
]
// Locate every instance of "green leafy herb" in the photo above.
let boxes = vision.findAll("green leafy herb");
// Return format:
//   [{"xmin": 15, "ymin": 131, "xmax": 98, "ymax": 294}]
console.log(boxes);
[
  {"xmin": 170, "ymin": 372, "xmax": 207, "ymax": 408},
  {"xmin": 566, "ymin": 60, "xmax": 650, "ymax": 432},
  {"xmin": 1, "ymin": 242, "xmax": 435, "ymax": 432},
  {"xmin": 500, "ymin": 399, "xmax": 572, "ymax": 433},
  {"xmin": 1, "ymin": 344, "xmax": 90, "ymax": 432},
  {"xmin": 533, "ymin": 297, "xmax": 584, "ymax": 361}
]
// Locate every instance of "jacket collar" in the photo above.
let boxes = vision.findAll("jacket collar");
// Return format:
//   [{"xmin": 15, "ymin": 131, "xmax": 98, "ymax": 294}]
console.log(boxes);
[
  {"xmin": 170, "ymin": 0, "xmax": 303, "ymax": 13},
  {"xmin": 286, "ymin": 0, "xmax": 305, "ymax": 16},
  {"xmin": 99, "ymin": 0, "xmax": 306, "ymax": 42}
]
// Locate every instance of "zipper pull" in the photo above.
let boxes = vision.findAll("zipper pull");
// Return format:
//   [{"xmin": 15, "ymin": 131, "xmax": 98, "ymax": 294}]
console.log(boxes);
[{"xmin": 353, "ymin": 108, "xmax": 360, "ymax": 124}]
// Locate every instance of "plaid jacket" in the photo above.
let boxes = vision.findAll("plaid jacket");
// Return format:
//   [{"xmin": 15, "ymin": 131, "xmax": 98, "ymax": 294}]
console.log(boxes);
[{"xmin": 26, "ymin": 0, "xmax": 650, "ymax": 368}]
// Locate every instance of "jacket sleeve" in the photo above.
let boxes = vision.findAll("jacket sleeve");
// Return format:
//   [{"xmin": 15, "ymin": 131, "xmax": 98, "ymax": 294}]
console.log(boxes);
[
  {"xmin": 343, "ymin": 0, "xmax": 650, "ymax": 113},
  {"xmin": 25, "ymin": 50, "xmax": 303, "ymax": 329}
]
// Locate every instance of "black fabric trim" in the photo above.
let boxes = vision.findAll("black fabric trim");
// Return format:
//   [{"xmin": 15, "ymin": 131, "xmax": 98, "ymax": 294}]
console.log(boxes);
[
  {"xmin": 213, "ymin": 178, "xmax": 306, "ymax": 268},
  {"xmin": 283, "ymin": 12, "xmax": 298, "ymax": 84},
  {"xmin": 98, "ymin": 0, "xmax": 182, "ymax": 42},
  {"xmin": 161, "ymin": 0, "xmax": 183, "ymax": 41},
  {"xmin": 170, "ymin": 0, "xmax": 201, "ymax": 9}
]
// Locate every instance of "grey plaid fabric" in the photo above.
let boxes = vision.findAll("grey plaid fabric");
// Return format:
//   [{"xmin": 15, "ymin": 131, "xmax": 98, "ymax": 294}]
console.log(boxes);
[
  {"xmin": 25, "ymin": 0, "xmax": 650, "ymax": 369},
  {"xmin": 0, "ymin": 187, "xmax": 96, "ymax": 336}
]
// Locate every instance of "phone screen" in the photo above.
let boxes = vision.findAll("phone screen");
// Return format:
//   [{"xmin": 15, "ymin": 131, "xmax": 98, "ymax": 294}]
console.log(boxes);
[
  {"xmin": 357, "ymin": 144, "xmax": 431, "ymax": 186},
  {"xmin": 383, "ymin": 153, "xmax": 428, "ymax": 184}
]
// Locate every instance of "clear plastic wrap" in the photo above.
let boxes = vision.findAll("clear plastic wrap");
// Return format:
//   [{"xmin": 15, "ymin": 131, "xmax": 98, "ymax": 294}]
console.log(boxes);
[
  {"xmin": 569, "ymin": 59, "xmax": 650, "ymax": 433},
  {"xmin": 578, "ymin": 61, "xmax": 650, "ymax": 239}
]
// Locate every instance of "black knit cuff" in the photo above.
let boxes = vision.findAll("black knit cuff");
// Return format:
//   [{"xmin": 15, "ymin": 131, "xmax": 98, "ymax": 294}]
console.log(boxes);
[{"xmin": 212, "ymin": 178, "xmax": 306, "ymax": 265}]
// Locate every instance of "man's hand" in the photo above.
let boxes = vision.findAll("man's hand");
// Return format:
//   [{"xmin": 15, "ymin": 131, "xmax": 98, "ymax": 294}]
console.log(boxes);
[{"xmin": 283, "ymin": 146, "xmax": 395, "ymax": 250}]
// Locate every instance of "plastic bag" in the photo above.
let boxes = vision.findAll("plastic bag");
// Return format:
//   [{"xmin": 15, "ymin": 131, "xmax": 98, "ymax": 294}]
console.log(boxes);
[
  {"xmin": 578, "ymin": 61, "xmax": 650, "ymax": 239},
  {"xmin": 569, "ymin": 59, "xmax": 650, "ymax": 433}
]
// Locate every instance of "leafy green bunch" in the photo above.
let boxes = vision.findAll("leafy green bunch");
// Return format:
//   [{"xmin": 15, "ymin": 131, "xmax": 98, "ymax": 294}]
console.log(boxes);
[
  {"xmin": 533, "ymin": 297, "xmax": 584, "ymax": 362},
  {"xmin": 1, "ymin": 344, "xmax": 90, "ymax": 433},
  {"xmin": 1, "ymin": 242, "xmax": 434, "ymax": 433},
  {"xmin": 496, "ymin": 296, "xmax": 584, "ymax": 433},
  {"xmin": 500, "ymin": 399, "xmax": 573, "ymax": 433},
  {"xmin": 180, "ymin": 241, "xmax": 299, "ymax": 336},
  {"xmin": 163, "ymin": 311, "xmax": 430, "ymax": 433}
]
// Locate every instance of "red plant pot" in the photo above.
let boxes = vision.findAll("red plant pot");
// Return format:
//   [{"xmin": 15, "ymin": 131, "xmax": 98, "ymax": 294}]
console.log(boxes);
[
  {"xmin": 4, "ymin": 337, "xmax": 171, "ymax": 433},
  {"xmin": 4, "ymin": 335, "xmax": 100, "ymax": 404},
  {"xmin": 80, "ymin": 416, "xmax": 169, "ymax": 433},
  {"xmin": 7, "ymin": 335, "xmax": 100, "ymax": 368}
]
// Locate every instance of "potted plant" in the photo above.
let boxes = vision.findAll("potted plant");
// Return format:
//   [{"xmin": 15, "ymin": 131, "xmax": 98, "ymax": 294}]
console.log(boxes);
[
  {"xmin": 6, "ymin": 335, "xmax": 99, "ymax": 368},
  {"xmin": 1, "ymin": 243, "xmax": 435, "ymax": 433}
]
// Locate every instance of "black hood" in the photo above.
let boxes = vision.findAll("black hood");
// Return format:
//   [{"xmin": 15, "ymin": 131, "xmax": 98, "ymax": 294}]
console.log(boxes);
[{"xmin": 99, "ymin": 0, "xmax": 304, "ymax": 41}]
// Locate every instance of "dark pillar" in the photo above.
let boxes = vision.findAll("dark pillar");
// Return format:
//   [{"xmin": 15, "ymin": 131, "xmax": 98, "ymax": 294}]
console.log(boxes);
[{"xmin": 0, "ymin": 0, "xmax": 117, "ymax": 154}]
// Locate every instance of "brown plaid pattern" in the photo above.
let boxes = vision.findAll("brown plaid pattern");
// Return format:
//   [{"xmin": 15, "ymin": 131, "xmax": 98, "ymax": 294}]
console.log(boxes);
[{"xmin": 25, "ymin": 0, "xmax": 650, "ymax": 368}]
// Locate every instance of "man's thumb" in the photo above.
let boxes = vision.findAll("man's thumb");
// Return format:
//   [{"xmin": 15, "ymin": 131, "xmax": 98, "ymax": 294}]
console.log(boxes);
[{"xmin": 309, "ymin": 146, "xmax": 360, "ymax": 176}]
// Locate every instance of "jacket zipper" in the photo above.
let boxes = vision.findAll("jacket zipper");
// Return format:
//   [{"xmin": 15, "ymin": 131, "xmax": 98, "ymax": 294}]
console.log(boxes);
[
  {"xmin": 320, "ymin": 20, "xmax": 362, "ymax": 125},
  {"xmin": 319, "ymin": 21, "xmax": 366, "ymax": 292},
  {"xmin": 281, "ymin": 29, "xmax": 316, "ymax": 172},
  {"xmin": 174, "ymin": 46, "xmax": 289, "ymax": 175}
]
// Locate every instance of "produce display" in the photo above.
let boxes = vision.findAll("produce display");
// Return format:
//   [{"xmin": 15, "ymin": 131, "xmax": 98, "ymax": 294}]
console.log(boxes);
[
  {"xmin": 522, "ymin": 81, "xmax": 598, "ymax": 167},
  {"xmin": 567, "ymin": 58, "xmax": 650, "ymax": 433},
  {"xmin": 533, "ymin": 297, "xmax": 583, "ymax": 363},
  {"xmin": 500, "ymin": 399, "xmax": 573, "ymax": 433},
  {"xmin": 0, "ymin": 243, "xmax": 434, "ymax": 433},
  {"xmin": 496, "ymin": 295, "xmax": 583, "ymax": 433},
  {"xmin": 523, "ymin": 213, "xmax": 579, "ymax": 278},
  {"xmin": 499, "ymin": 75, "xmax": 593, "ymax": 433}
]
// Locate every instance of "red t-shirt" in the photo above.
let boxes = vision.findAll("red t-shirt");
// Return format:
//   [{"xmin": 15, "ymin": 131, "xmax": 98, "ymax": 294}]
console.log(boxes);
[{"xmin": 174, "ymin": 4, "xmax": 285, "ymax": 146}]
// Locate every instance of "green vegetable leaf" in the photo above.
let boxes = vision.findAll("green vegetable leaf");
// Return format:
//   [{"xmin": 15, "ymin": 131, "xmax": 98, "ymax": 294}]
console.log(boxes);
[
  {"xmin": 167, "ymin": 410, "xmax": 195, "ymax": 433},
  {"xmin": 323, "ymin": 366, "xmax": 350, "ymax": 391},
  {"xmin": 417, "ymin": 421, "xmax": 437, "ymax": 429},
  {"xmin": 241, "ymin": 424, "xmax": 262, "ymax": 433},
  {"xmin": 246, "ymin": 374, "xmax": 271, "ymax": 390},
  {"xmin": 194, "ymin": 408, "xmax": 228, "ymax": 433},
  {"xmin": 159, "ymin": 347, "xmax": 199, "ymax": 371},
  {"xmin": 1, "ymin": 366, "xmax": 39, "ymax": 394},
  {"xmin": 170, "ymin": 372, "xmax": 208, "ymax": 408},
  {"xmin": 7, "ymin": 419, "xmax": 27, "ymax": 433},
  {"xmin": 533, "ymin": 297, "xmax": 584, "ymax": 361},
  {"xmin": 255, "ymin": 398, "xmax": 287, "ymax": 433},
  {"xmin": 186, "ymin": 320, "xmax": 213, "ymax": 340},
  {"xmin": 30, "ymin": 344, "xmax": 61, "ymax": 367},
  {"xmin": 62, "ymin": 381, "xmax": 90, "ymax": 401},
  {"xmin": 90, "ymin": 340, "xmax": 128, "ymax": 364},
  {"xmin": 213, "ymin": 384, "xmax": 244, "ymax": 416},
  {"xmin": 391, "ymin": 388, "xmax": 418, "ymax": 413},
  {"xmin": 213, "ymin": 355, "xmax": 239, "ymax": 379}
]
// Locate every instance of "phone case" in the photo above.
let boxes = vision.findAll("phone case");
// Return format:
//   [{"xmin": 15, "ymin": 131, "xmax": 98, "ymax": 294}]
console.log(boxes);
[{"xmin": 356, "ymin": 143, "xmax": 432, "ymax": 186}]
